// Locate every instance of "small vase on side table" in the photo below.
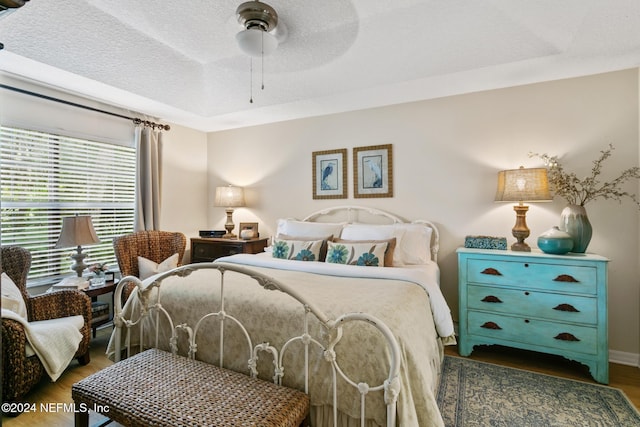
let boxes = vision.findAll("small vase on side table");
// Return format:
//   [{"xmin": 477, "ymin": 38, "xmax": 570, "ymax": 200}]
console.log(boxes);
[{"xmin": 560, "ymin": 204, "xmax": 592, "ymax": 253}]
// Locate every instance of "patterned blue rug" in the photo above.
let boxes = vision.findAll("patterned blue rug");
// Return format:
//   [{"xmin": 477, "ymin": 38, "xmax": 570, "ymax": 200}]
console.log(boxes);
[{"xmin": 437, "ymin": 356, "xmax": 640, "ymax": 427}]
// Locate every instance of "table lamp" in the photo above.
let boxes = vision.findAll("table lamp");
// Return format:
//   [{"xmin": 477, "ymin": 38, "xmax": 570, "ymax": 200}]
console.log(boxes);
[
  {"xmin": 495, "ymin": 166, "xmax": 552, "ymax": 251},
  {"xmin": 55, "ymin": 215, "xmax": 101, "ymax": 276},
  {"xmin": 215, "ymin": 185, "xmax": 246, "ymax": 238}
]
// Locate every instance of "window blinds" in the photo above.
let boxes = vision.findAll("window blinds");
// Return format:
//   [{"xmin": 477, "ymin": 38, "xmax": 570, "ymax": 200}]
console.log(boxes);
[{"xmin": 1, "ymin": 126, "xmax": 136, "ymax": 284}]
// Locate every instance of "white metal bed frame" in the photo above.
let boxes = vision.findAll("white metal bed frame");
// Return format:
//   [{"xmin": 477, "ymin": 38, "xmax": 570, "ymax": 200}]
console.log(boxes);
[{"xmin": 113, "ymin": 262, "xmax": 402, "ymax": 427}]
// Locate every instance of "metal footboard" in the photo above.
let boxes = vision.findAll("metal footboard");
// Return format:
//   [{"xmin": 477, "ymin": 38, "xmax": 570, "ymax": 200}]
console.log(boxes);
[{"xmin": 113, "ymin": 262, "xmax": 401, "ymax": 427}]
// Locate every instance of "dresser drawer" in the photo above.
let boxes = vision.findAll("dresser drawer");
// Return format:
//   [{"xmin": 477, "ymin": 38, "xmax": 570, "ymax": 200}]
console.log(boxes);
[
  {"xmin": 466, "ymin": 259, "xmax": 597, "ymax": 295},
  {"xmin": 467, "ymin": 285, "xmax": 598, "ymax": 325},
  {"xmin": 467, "ymin": 311, "xmax": 598, "ymax": 355}
]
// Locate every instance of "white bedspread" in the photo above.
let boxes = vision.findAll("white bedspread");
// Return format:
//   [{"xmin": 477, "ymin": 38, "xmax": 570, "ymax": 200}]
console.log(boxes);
[
  {"xmin": 217, "ymin": 253, "xmax": 455, "ymax": 339},
  {"xmin": 108, "ymin": 257, "xmax": 453, "ymax": 426}
]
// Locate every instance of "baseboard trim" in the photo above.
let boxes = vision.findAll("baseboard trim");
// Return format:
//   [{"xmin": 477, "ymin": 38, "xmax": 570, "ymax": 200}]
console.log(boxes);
[{"xmin": 609, "ymin": 349, "xmax": 640, "ymax": 367}]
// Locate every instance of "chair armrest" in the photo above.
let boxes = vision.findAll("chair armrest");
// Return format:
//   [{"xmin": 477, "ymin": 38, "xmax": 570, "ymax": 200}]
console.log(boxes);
[{"xmin": 28, "ymin": 290, "xmax": 92, "ymax": 324}]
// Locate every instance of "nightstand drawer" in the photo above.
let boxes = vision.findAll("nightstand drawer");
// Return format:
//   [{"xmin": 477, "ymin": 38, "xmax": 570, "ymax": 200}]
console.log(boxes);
[
  {"xmin": 468, "ymin": 311, "xmax": 598, "ymax": 355},
  {"xmin": 467, "ymin": 259, "xmax": 597, "ymax": 295},
  {"xmin": 467, "ymin": 285, "xmax": 598, "ymax": 325},
  {"xmin": 193, "ymin": 241, "xmax": 241, "ymax": 260},
  {"xmin": 190, "ymin": 238, "xmax": 269, "ymax": 263}
]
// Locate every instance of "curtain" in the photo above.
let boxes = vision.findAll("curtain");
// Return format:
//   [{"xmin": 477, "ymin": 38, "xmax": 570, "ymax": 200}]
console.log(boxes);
[{"xmin": 134, "ymin": 125, "xmax": 163, "ymax": 231}]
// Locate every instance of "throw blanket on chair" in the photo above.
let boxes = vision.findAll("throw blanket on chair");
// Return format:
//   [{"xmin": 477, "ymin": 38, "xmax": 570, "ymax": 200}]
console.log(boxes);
[{"xmin": 1, "ymin": 309, "xmax": 83, "ymax": 381}]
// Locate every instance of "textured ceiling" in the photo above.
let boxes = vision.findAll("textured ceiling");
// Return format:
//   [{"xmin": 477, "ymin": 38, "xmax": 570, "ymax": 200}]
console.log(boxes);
[{"xmin": 1, "ymin": 0, "xmax": 639, "ymax": 131}]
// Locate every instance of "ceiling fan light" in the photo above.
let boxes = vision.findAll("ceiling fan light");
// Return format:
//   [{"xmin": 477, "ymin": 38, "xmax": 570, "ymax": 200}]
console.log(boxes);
[{"xmin": 236, "ymin": 28, "xmax": 278, "ymax": 57}]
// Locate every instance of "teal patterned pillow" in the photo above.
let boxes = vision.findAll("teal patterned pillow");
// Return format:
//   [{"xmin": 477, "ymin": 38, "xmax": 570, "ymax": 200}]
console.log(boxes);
[
  {"xmin": 325, "ymin": 241, "xmax": 389, "ymax": 267},
  {"xmin": 272, "ymin": 238, "xmax": 323, "ymax": 261}
]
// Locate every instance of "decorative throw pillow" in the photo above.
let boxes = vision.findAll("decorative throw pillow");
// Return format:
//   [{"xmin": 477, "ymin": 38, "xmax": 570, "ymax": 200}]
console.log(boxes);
[
  {"xmin": 276, "ymin": 234, "xmax": 332, "ymax": 261},
  {"xmin": 272, "ymin": 238, "xmax": 324, "ymax": 262},
  {"xmin": 325, "ymin": 241, "xmax": 389, "ymax": 267},
  {"xmin": 332, "ymin": 237, "xmax": 396, "ymax": 267},
  {"xmin": 1, "ymin": 272, "xmax": 28, "ymax": 319},
  {"xmin": 138, "ymin": 253, "xmax": 179, "ymax": 280}
]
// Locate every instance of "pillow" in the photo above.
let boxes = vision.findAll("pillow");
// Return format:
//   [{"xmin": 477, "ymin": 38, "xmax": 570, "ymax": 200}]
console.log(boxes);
[
  {"xmin": 325, "ymin": 241, "xmax": 389, "ymax": 267},
  {"xmin": 275, "ymin": 219, "xmax": 345, "ymax": 240},
  {"xmin": 333, "ymin": 237, "xmax": 396, "ymax": 267},
  {"xmin": 272, "ymin": 238, "xmax": 324, "ymax": 262},
  {"xmin": 340, "ymin": 223, "xmax": 432, "ymax": 265},
  {"xmin": 277, "ymin": 233, "xmax": 332, "ymax": 261},
  {"xmin": 1, "ymin": 272, "xmax": 28, "ymax": 319},
  {"xmin": 138, "ymin": 253, "xmax": 179, "ymax": 280}
]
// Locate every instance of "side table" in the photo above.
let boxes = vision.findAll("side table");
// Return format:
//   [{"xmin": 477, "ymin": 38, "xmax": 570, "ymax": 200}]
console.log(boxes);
[{"xmin": 83, "ymin": 281, "xmax": 116, "ymax": 337}]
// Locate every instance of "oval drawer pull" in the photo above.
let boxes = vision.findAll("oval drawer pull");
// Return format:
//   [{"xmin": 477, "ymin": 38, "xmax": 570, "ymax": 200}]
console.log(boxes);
[
  {"xmin": 553, "ymin": 274, "xmax": 579, "ymax": 283},
  {"xmin": 481, "ymin": 267, "xmax": 502, "ymax": 276},
  {"xmin": 480, "ymin": 321, "xmax": 502, "ymax": 330},
  {"xmin": 481, "ymin": 295, "xmax": 503, "ymax": 303},
  {"xmin": 554, "ymin": 332, "xmax": 580, "ymax": 342},
  {"xmin": 553, "ymin": 303, "xmax": 580, "ymax": 312}
]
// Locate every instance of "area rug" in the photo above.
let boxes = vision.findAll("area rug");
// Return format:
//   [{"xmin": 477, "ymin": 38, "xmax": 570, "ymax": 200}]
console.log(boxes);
[{"xmin": 437, "ymin": 356, "xmax": 640, "ymax": 427}]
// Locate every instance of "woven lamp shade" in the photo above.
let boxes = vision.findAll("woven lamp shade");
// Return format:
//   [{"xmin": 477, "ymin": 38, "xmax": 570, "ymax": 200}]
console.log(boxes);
[
  {"xmin": 214, "ymin": 186, "xmax": 246, "ymax": 208},
  {"xmin": 495, "ymin": 167, "xmax": 552, "ymax": 202}
]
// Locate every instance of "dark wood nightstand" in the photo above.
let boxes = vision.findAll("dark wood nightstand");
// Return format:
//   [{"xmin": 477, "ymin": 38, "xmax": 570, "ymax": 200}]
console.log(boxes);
[{"xmin": 190, "ymin": 237, "xmax": 269, "ymax": 262}]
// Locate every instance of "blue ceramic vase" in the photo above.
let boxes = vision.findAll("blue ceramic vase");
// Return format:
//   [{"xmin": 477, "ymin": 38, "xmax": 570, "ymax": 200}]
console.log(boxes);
[{"xmin": 559, "ymin": 204, "xmax": 592, "ymax": 253}]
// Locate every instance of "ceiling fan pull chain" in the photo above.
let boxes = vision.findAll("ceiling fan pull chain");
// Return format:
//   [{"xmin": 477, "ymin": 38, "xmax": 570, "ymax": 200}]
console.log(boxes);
[
  {"xmin": 249, "ymin": 57, "xmax": 254, "ymax": 103},
  {"xmin": 261, "ymin": 30, "xmax": 265, "ymax": 90}
]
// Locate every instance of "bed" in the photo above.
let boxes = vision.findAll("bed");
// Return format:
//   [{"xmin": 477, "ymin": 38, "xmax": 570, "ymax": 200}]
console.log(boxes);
[{"xmin": 107, "ymin": 206, "xmax": 455, "ymax": 427}]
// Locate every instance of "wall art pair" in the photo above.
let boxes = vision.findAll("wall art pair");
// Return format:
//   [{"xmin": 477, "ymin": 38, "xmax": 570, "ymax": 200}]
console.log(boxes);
[{"xmin": 312, "ymin": 144, "xmax": 393, "ymax": 199}]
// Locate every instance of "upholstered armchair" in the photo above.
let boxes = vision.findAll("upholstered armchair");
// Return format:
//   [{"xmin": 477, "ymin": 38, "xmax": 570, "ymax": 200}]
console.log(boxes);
[
  {"xmin": 1, "ymin": 246, "xmax": 92, "ymax": 406},
  {"xmin": 112, "ymin": 231, "xmax": 187, "ymax": 300}
]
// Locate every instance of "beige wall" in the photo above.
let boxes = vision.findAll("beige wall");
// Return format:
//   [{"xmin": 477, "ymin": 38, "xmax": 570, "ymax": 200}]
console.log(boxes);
[{"xmin": 208, "ymin": 69, "xmax": 640, "ymax": 360}]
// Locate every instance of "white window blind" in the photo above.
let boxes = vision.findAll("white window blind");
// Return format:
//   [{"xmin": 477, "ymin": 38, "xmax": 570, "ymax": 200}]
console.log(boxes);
[{"xmin": 1, "ymin": 125, "xmax": 136, "ymax": 285}]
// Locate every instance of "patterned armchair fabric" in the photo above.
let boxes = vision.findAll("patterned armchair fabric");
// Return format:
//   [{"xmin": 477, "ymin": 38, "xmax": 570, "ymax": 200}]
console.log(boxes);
[
  {"xmin": 1, "ymin": 246, "xmax": 92, "ymax": 407},
  {"xmin": 112, "ymin": 231, "xmax": 187, "ymax": 299}
]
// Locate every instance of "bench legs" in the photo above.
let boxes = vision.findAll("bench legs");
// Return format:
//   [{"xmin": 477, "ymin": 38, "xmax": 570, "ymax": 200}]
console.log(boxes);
[{"xmin": 75, "ymin": 409, "xmax": 89, "ymax": 427}]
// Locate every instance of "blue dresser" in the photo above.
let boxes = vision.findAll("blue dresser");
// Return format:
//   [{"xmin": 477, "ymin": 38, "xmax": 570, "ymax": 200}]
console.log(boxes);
[{"xmin": 457, "ymin": 248, "xmax": 609, "ymax": 384}]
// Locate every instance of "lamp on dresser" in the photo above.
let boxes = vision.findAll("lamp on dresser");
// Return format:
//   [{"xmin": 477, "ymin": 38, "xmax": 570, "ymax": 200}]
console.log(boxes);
[
  {"xmin": 55, "ymin": 214, "xmax": 101, "ymax": 276},
  {"xmin": 495, "ymin": 166, "xmax": 552, "ymax": 251},
  {"xmin": 215, "ymin": 185, "xmax": 246, "ymax": 239}
]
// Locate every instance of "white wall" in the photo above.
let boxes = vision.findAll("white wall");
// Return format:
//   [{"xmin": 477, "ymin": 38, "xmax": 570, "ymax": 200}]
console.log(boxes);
[{"xmin": 207, "ymin": 69, "xmax": 640, "ymax": 358}]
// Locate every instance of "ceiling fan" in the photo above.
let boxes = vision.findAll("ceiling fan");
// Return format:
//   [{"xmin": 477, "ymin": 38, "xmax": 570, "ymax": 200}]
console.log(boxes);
[{"xmin": 234, "ymin": 1, "xmax": 288, "ymax": 102}]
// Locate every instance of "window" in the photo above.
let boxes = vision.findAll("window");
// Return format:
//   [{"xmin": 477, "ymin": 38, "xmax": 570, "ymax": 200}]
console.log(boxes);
[{"xmin": 1, "ymin": 125, "xmax": 136, "ymax": 285}]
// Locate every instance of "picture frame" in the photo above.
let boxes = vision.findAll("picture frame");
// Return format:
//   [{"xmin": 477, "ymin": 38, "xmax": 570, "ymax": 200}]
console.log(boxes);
[
  {"xmin": 353, "ymin": 144, "xmax": 393, "ymax": 198},
  {"xmin": 239, "ymin": 222, "xmax": 259, "ymax": 239},
  {"xmin": 312, "ymin": 148, "xmax": 347, "ymax": 199},
  {"xmin": 104, "ymin": 271, "xmax": 115, "ymax": 282}
]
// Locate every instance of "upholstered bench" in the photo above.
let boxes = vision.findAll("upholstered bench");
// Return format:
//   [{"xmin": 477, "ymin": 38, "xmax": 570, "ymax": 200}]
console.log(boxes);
[{"xmin": 72, "ymin": 348, "xmax": 310, "ymax": 427}]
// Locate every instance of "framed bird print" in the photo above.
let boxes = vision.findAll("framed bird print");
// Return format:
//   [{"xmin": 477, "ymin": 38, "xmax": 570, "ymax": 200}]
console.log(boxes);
[
  {"xmin": 312, "ymin": 148, "xmax": 347, "ymax": 199},
  {"xmin": 353, "ymin": 144, "xmax": 393, "ymax": 198}
]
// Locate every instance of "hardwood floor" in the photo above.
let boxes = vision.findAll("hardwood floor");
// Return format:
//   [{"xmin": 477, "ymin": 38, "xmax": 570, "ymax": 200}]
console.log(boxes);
[{"xmin": 3, "ymin": 329, "xmax": 638, "ymax": 426}]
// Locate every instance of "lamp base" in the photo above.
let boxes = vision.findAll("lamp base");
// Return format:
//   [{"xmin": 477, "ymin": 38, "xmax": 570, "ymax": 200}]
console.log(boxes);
[
  {"xmin": 511, "ymin": 204, "xmax": 531, "ymax": 252},
  {"xmin": 223, "ymin": 208, "xmax": 237, "ymax": 239},
  {"xmin": 70, "ymin": 245, "xmax": 88, "ymax": 277}
]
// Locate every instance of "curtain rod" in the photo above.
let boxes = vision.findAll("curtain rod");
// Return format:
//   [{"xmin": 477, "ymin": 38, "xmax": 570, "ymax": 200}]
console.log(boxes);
[{"xmin": 0, "ymin": 83, "xmax": 171, "ymax": 131}]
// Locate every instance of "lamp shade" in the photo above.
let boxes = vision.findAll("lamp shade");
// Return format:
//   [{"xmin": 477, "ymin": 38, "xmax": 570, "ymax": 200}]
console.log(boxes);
[
  {"xmin": 236, "ymin": 28, "xmax": 278, "ymax": 57},
  {"xmin": 55, "ymin": 215, "xmax": 100, "ymax": 248},
  {"xmin": 495, "ymin": 167, "xmax": 552, "ymax": 203},
  {"xmin": 215, "ymin": 186, "xmax": 246, "ymax": 208}
]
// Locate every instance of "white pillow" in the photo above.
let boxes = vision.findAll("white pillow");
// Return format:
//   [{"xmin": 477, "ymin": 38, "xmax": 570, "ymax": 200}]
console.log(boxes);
[
  {"xmin": 138, "ymin": 253, "xmax": 179, "ymax": 280},
  {"xmin": 1, "ymin": 272, "xmax": 28, "ymax": 319},
  {"xmin": 325, "ymin": 241, "xmax": 389, "ymax": 267},
  {"xmin": 276, "ymin": 219, "xmax": 345, "ymax": 240},
  {"xmin": 340, "ymin": 223, "xmax": 432, "ymax": 265}
]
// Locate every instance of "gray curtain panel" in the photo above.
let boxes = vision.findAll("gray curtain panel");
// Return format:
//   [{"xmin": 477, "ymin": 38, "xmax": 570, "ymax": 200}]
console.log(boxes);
[{"xmin": 134, "ymin": 126, "xmax": 163, "ymax": 231}]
